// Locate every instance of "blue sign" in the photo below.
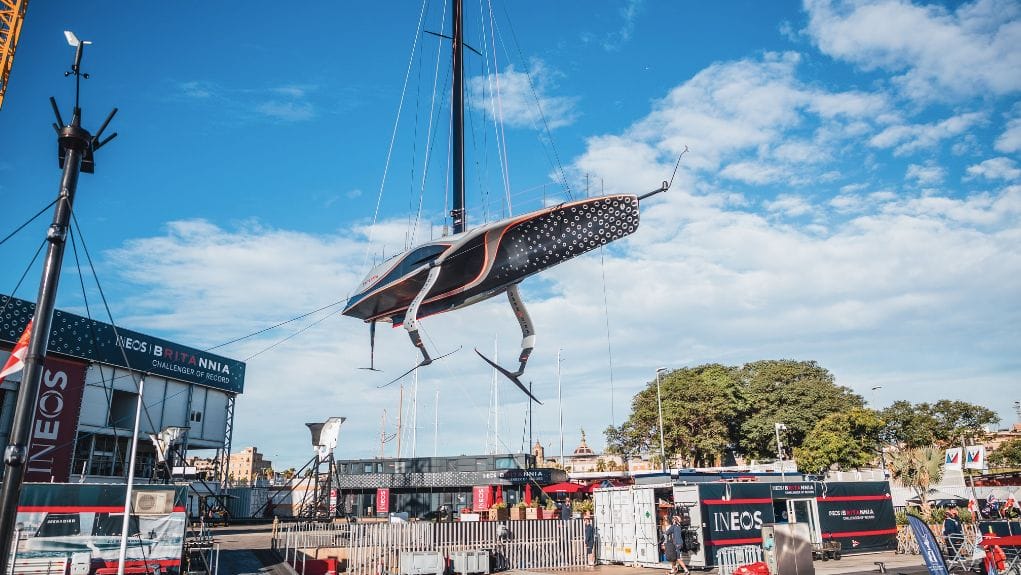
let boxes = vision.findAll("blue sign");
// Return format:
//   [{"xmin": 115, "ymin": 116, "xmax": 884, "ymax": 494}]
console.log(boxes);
[{"xmin": 906, "ymin": 514, "xmax": 949, "ymax": 575}]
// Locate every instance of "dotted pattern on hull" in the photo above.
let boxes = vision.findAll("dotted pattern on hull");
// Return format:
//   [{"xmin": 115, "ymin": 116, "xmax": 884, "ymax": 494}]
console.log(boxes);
[{"xmin": 494, "ymin": 195, "xmax": 640, "ymax": 283}]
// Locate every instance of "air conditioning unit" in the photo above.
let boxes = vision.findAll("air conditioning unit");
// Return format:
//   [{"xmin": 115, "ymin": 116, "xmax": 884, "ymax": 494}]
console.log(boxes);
[{"xmin": 132, "ymin": 490, "xmax": 175, "ymax": 515}]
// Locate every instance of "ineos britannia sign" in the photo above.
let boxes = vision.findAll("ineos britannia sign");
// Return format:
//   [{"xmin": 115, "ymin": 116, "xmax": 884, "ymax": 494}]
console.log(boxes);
[{"xmin": 1, "ymin": 295, "xmax": 245, "ymax": 393}]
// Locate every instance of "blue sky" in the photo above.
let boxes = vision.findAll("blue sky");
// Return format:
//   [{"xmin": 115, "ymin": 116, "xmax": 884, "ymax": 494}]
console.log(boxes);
[{"xmin": 1, "ymin": 0, "xmax": 1019, "ymax": 471}]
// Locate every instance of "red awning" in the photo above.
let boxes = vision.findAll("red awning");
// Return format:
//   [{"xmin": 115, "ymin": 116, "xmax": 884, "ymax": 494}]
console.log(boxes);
[{"xmin": 542, "ymin": 482, "xmax": 583, "ymax": 494}]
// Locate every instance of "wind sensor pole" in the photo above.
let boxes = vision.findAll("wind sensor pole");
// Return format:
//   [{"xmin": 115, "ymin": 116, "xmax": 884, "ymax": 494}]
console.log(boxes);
[{"xmin": 0, "ymin": 31, "xmax": 117, "ymax": 575}]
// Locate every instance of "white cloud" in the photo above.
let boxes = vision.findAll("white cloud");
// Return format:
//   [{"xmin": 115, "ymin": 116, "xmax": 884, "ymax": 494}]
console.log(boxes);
[
  {"xmin": 906, "ymin": 163, "xmax": 946, "ymax": 186},
  {"xmin": 469, "ymin": 62, "xmax": 578, "ymax": 130},
  {"xmin": 803, "ymin": 0, "xmax": 1021, "ymax": 101},
  {"xmin": 966, "ymin": 157, "xmax": 1021, "ymax": 181},
  {"xmin": 765, "ymin": 194, "xmax": 815, "ymax": 217},
  {"xmin": 996, "ymin": 107, "xmax": 1021, "ymax": 153},
  {"xmin": 256, "ymin": 101, "xmax": 315, "ymax": 122},
  {"xmin": 869, "ymin": 112, "xmax": 986, "ymax": 156}
]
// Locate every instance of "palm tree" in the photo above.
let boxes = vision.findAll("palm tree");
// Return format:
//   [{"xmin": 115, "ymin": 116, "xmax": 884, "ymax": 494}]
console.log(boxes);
[{"xmin": 888, "ymin": 446, "xmax": 944, "ymax": 507}]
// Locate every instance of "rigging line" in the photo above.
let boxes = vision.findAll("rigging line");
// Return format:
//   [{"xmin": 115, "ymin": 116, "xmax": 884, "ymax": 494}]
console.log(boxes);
[
  {"xmin": 70, "ymin": 213, "xmax": 159, "ymax": 444},
  {"xmin": 496, "ymin": 3, "xmax": 573, "ymax": 200},
  {"xmin": 411, "ymin": 3, "xmax": 450, "ymax": 247},
  {"xmin": 0, "ymin": 199, "xmax": 58, "ymax": 248},
  {"xmin": 68, "ymin": 228, "xmax": 122, "ymax": 449},
  {"xmin": 473, "ymin": 0, "xmax": 493, "ymax": 224},
  {"xmin": 204, "ymin": 299, "xmax": 345, "ymax": 352},
  {"xmin": 599, "ymin": 244, "xmax": 617, "ymax": 429},
  {"xmin": 486, "ymin": 0, "xmax": 514, "ymax": 217},
  {"xmin": 406, "ymin": 41, "xmax": 425, "ymax": 251},
  {"xmin": 0, "ymin": 240, "xmax": 46, "ymax": 320},
  {"xmin": 243, "ymin": 310, "xmax": 335, "ymax": 362},
  {"xmin": 360, "ymin": 0, "xmax": 432, "ymax": 273}
]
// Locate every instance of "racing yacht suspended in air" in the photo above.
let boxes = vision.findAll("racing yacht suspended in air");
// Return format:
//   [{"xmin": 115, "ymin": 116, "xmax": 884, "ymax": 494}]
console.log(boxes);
[{"xmin": 342, "ymin": 0, "xmax": 682, "ymax": 401}]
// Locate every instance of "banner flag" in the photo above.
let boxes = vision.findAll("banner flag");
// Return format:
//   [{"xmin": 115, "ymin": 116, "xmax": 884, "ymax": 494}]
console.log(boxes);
[
  {"xmin": 944, "ymin": 448, "xmax": 962, "ymax": 470},
  {"xmin": 965, "ymin": 445, "xmax": 986, "ymax": 470},
  {"xmin": 906, "ymin": 514, "xmax": 949, "ymax": 575},
  {"xmin": 0, "ymin": 320, "xmax": 32, "ymax": 382}
]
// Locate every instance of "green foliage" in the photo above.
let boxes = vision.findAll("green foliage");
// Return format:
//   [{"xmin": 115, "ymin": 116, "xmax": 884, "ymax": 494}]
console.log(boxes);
[
  {"xmin": 888, "ymin": 446, "xmax": 944, "ymax": 506},
  {"xmin": 793, "ymin": 408, "xmax": 885, "ymax": 473},
  {"xmin": 881, "ymin": 400, "xmax": 999, "ymax": 448},
  {"xmin": 990, "ymin": 438, "xmax": 1021, "ymax": 468},
  {"xmin": 930, "ymin": 400, "xmax": 999, "ymax": 444},
  {"xmin": 574, "ymin": 499, "xmax": 594, "ymax": 514},
  {"xmin": 605, "ymin": 364, "xmax": 741, "ymax": 466},
  {"xmin": 736, "ymin": 360, "xmax": 864, "ymax": 459},
  {"xmin": 880, "ymin": 401, "xmax": 940, "ymax": 448},
  {"xmin": 604, "ymin": 359, "xmax": 999, "ymax": 468},
  {"xmin": 491, "ymin": 501, "xmax": 507, "ymax": 509}
]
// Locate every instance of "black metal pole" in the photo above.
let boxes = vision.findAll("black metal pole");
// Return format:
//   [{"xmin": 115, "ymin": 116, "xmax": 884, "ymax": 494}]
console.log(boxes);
[
  {"xmin": 450, "ymin": 0, "xmax": 465, "ymax": 234},
  {"xmin": 0, "ymin": 109, "xmax": 91, "ymax": 575}
]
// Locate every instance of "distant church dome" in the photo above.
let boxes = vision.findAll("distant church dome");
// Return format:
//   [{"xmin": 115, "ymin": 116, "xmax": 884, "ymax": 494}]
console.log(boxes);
[{"xmin": 573, "ymin": 430, "xmax": 594, "ymax": 456}]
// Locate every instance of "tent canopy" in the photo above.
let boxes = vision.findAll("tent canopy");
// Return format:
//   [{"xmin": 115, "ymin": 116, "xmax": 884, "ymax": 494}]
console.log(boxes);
[{"xmin": 542, "ymin": 482, "xmax": 583, "ymax": 494}]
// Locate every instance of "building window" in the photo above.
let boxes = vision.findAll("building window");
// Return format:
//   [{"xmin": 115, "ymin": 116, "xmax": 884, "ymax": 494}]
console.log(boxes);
[
  {"xmin": 108, "ymin": 390, "xmax": 138, "ymax": 428},
  {"xmin": 190, "ymin": 411, "xmax": 203, "ymax": 423},
  {"xmin": 90, "ymin": 435, "xmax": 117, "ymax": 476}
]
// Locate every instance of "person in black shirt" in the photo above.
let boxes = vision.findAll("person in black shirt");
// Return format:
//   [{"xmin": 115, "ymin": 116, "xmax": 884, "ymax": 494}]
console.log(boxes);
[
  {"xmin": 663, "ymin": 515, "xmax": 691, "ymax": 575},
  {"xmin": 942, "ymin": 506, "xmax": 963, "ymax": 558}
]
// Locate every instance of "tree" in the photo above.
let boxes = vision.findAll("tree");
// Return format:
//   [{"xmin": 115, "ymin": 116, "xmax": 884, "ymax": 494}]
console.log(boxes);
[
  {"xmin": 793, "ymin": 408, "xmax": 885, "ymax": 473},
  {"xmin": 605, "ymin": 364, "xmax": 741, "ymax": 467},
  {"xmin": 736, "ymin": 360, "xmax": 864, "ymax": 459},
  {"xmin": 888, "ymin": 446, "xmax": 944, "ymax": 506},
  {"xmin": 930, "ymin": 400, "xmax": 999, "ymax": 445},
  {"xmin": 880, "ymin": 401, "xmax": 939, "ymax": 448},
  {"xmin": 990, "ymin": 439, "xmax": 1021, "ymax": 469}
]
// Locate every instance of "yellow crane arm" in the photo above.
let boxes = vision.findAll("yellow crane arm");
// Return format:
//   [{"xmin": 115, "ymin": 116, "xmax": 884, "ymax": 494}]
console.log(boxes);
[{"xmin": 0, "ymin": 0, "xmax": 30, "ymax": 110}]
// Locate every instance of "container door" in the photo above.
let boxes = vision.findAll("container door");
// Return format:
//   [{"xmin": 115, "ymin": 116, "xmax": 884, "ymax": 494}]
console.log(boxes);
[
  {"xmin": 632, "ymin": 487, "xmax": 659, "ymax": 564},
  {"xmin": 594, "ymin": 489, "xmax": 615, "ymax": 562},
  {"xmin": 785, "ymin": 498, "xmax": 823, "ymax": 545}
]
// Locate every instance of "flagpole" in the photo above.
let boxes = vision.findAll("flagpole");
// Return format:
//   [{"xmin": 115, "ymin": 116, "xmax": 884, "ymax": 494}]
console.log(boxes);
[
  {"xmin": 0, "ymin": 34, "xmax": 118, "ymax": 574},
  {"xmin": 117, "ymin": 376, "xmax": 146, "ymax": 575}
]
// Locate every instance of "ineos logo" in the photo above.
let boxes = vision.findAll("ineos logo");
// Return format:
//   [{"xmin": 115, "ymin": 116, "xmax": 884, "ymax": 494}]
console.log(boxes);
[{"xmin": 712, "ymin": 510, "xmax": 764, "ymax": 532}]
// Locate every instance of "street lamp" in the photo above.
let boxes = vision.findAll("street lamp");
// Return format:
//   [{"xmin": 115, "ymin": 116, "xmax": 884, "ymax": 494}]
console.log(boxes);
[
  {"xmin": 775, "ymin": 422, "xmax": 787, "ymax": 480},
  {"xmin": 656, "ymin": 367, "xmax": 668, "ymax": 475}
]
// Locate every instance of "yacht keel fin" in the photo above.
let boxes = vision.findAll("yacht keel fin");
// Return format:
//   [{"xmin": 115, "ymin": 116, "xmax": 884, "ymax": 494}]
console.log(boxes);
[{"xmin": 475, "ymin": 348, "xmax": 543, "ymax": 405}]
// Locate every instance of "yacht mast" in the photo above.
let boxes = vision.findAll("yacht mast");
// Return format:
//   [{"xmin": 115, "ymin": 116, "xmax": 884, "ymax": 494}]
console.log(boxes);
[{"xmin": 450, "ymin": 0, "xmax": 466, "ymax": 234}]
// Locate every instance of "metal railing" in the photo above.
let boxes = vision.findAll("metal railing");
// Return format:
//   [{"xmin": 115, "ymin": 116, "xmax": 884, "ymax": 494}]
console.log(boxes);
[
  {"xmin": 715, "ymin": 545, "xmax": 763, "ymax": 575},
  {"xmin": 274, "ymin": 520, "xmax": 585, "ymax": 573}
]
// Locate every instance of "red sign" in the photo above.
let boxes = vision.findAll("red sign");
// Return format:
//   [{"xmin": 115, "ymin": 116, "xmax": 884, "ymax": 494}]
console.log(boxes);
[
  {"xmin": 472, "ymin": 486, "xmax": 493, "ymax": 512},
  {"xmin": 26, "ymin": 355, "xmax": 88, "ymax": 482},
  {"xmin": 376, "ymin": 488, "xmax": 390, "ymax": 514}
]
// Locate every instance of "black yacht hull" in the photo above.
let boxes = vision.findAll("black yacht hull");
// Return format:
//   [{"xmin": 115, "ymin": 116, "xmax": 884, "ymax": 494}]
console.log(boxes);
[{"xmin": 343, "ymin": 193, "xmax": 640, "ymax": 324}]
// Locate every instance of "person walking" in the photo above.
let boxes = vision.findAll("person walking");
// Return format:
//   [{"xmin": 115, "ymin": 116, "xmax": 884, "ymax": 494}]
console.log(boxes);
[{"xmin": 662, "ymin": 515, "xmax": 690, "ymax": 575}]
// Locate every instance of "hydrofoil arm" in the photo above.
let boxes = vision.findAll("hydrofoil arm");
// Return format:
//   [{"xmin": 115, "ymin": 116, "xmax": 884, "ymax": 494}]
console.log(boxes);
[{"xmin": 475, "ymin": 284, "xmax": 542, "ymax": 404}]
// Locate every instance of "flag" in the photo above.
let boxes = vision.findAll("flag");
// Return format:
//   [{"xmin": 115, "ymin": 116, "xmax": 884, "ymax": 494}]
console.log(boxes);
[
  {"xmin": 944, "ymin": 448, "xmax": 962, "ymax": 470},
  {"xmin": 965, "ymin": 446, "xmax": 986, "ymax": 470},
  {"xmin": 0, "ymin": 320, "xmax": 32, "ymax": 383}
]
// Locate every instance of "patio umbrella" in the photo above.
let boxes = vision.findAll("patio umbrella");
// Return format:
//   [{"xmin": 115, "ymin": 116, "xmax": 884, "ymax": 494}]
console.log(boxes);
[
  {"xmin": 542, "ymin": 482, "xmax": 583, "ymax": 494},
  {"xmin": 524, "ymin": 483, "xmax": 532, "ymax": 504},
  {"xmin": 495, "ymin": 485, "xmax": 503, "ymax": 503}
]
